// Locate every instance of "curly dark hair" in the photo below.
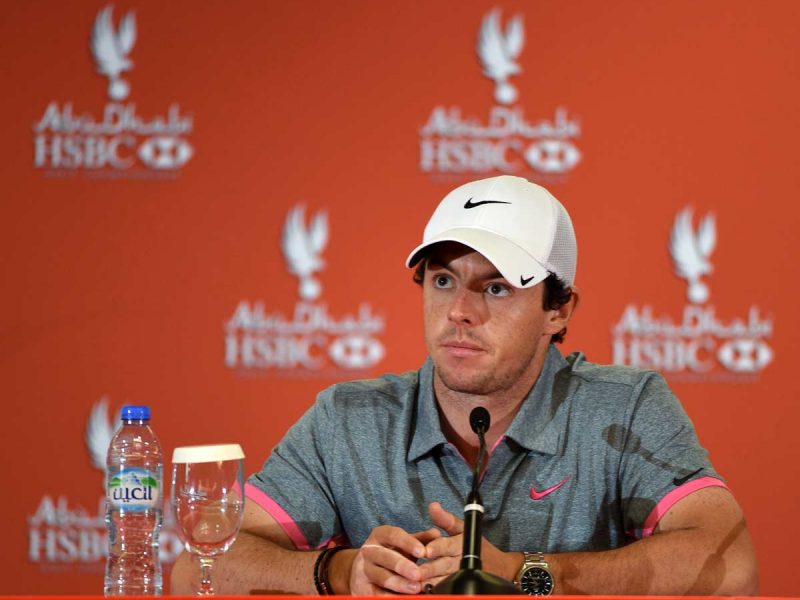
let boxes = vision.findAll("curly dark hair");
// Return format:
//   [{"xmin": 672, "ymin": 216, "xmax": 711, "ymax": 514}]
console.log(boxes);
[
  {"xmin": 542, "ymin": 274, "xmax": 573, "ymax": 344},
  {"xmin": 412, "ymin": 261, "xmax": 573, "ymax": 343}
]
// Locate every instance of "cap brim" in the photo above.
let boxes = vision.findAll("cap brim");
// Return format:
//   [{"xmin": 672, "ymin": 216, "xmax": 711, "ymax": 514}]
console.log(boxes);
[{"xmin": 405, "ymin": 227, "xmax": 549, "ymax": 289}]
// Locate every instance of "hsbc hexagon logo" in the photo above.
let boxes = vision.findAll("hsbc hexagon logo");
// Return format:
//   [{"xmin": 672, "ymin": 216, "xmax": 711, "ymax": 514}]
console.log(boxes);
[
  {"xmin": 524, "ymin": 140, "xmax": 581, "ymax": 174},
  {"xmin": 139, "ymin": 137, "xmax": 194, "ymax": 169},
  {"xmin": 329, "ymin": 335, "xmax": 385, "ymax": 370},
  {"xmin": 717, "ymin": 339, "xmax": 773, "ymax": 373}
]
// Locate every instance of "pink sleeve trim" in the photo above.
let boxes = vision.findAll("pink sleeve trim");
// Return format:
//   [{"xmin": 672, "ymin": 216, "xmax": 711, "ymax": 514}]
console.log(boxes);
[
  {"xmin": 244, "ymin": 483, "xmax": 343, "ymax": 551},
  {"xmin": 245, "ymin": 482, "xmax": 312, "ymax": 550},
  {"xmin": 640, "ymin": 476, "xmax": 728, "ymax": 538}
]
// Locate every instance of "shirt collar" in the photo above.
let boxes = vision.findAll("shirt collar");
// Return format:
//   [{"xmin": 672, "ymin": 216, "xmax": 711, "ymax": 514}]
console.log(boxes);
[
  {"xmin": 407, "ymin": 345, "xmax": 572, "ymax": 461},
  {"xmin": 408, "ymin": 357, "xmax": 448, "ymax": 462},
  {"xmin": 504, "ymin": 344, "xmax": 571, "ymax": 455}
]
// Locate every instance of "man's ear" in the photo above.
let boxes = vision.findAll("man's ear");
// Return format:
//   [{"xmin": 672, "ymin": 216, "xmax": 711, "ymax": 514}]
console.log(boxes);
[{"xmin": 543, "ymin": 288, "xmax": 580, "ymax": 335}]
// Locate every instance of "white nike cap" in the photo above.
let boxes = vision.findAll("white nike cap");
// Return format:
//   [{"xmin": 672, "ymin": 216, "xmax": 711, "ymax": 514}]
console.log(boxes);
[{"xmin": 405, "ymin": 175, "xmax": 577, "ymax": 288}]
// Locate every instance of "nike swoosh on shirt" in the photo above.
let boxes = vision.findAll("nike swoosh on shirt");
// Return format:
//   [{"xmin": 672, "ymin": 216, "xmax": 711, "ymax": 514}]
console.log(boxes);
[
  {"xmin": 672, "ymin": 468, "xmax": 703, "ymax": 487},
  {"xmin": 530, "ymin": 477, "xmax": 570, "ymax": 500},
  {"xmin": 463, "ymin": 198, "xmax": 512, "ymax": 209}
]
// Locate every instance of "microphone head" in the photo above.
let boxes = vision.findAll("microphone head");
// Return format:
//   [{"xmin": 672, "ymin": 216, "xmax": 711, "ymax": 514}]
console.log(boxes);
[{"xmin": 469, "ymin": 407, "xmax": 491, "ymax": 435}]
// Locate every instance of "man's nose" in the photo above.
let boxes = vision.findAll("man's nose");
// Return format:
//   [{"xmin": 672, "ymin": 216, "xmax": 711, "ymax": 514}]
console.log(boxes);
[{"xmin": 447, "ymin": 289, "xmax": 485, "ymax": 325}]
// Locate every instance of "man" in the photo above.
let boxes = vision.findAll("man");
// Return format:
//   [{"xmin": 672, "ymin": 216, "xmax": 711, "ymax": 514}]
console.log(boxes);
[{"xmin": 172, "ymin": 176, "xmax": 758, "ymax": 595}]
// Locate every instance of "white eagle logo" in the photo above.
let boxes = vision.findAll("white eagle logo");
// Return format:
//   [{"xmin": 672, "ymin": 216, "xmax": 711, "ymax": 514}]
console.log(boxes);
[
  {"xmin": 84, "ymin": 396, "xmax": 119, "ymax": 487},
  {"xmin": 477, "ymin": 8, "xmax": 525, "ymax": 105},
  {"xmin": 669, "ymin": 208, "xmax": 716, "ymax": 304},
  {"xmin": 281, "ymin": 205, "xmax": 329, "ymax": 301},
  {"xmin": 91, "ymin": 5, "xmax": 137, "ymax": 101}
]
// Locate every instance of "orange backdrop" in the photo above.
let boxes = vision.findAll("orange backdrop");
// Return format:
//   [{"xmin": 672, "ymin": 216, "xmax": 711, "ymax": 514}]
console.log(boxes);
[{"xmin": 2, "ymin": 0, "xmax": 799, "ymax": 595}]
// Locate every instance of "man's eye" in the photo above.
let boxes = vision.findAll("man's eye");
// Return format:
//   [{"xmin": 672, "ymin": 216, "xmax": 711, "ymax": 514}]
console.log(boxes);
[
  {"xmin": 433, "ymin": 274, "xmax": 452, "ymax": 288},
  {"xmin": 487, "ymin": 283, "xmax": 510, "ymax": 297}
]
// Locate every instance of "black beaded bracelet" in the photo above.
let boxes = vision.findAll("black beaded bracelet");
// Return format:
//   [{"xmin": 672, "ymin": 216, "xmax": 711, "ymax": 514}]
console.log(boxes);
[
  {"xmin": 312, "ymin": 548, "xmax": 330, "ymax": 595},
  {"xmin": 315, "ymin": 545, "xmax": 349, "ymax": 595}
]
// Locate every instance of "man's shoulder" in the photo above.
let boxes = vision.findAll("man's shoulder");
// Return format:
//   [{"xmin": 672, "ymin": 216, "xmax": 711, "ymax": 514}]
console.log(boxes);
[
  {"xmin": 564, "ymin": 350, "xmax": 665, "ymax": 389},
  {"xmin": 555, "ymin": 350, "xmax": 678, "ymax": 419},
  {"xmin": 318, "ymin": 367, "xmax": 422, "ymax": 408}
]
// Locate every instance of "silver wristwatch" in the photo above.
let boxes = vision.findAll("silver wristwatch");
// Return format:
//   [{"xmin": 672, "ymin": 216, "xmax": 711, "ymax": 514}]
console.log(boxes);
[{"xmin": 514, "ymin": 551, "xmax": 555, "ymax": 596}]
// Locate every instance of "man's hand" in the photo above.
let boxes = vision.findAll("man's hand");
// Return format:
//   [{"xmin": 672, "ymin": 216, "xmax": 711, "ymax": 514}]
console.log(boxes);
[
  {"xmin": 422, "ymin": 501, "xmax": 522, "ymax": 586},
  {"xmin": 348, "ymin": 525, "xmax": 441, "ymax": 595}
]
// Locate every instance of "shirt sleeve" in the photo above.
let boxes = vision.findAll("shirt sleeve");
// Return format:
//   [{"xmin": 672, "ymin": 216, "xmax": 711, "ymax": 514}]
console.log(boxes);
[
  {"xmin": 616, "ymin": 373, "xmax": 727, "ymax": 539},
  {"xmin": 245, "ymin": 386, "xmax": 343, "ymax": 550}
]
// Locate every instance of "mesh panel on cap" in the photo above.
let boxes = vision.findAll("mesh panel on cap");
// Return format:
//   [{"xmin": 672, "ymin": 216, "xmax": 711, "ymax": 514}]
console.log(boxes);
[{"xmin": 543, "ymin": 200, "xmax": 577, "ymax": 286}]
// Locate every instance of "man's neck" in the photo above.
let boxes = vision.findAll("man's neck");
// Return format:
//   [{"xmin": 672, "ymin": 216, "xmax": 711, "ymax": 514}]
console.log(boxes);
[{"xmin": 432, "ymin": 345, "xmax": 551, "ymax": 468}]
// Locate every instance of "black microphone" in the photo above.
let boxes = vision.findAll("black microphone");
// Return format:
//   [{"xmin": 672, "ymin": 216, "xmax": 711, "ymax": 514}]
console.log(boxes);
[
  {"xmin": 469, "ymin": 406, "xmax": 490, "ymax": 434},
  {"xmin": 461, "ymin": 407, "xmax": 489, "ymax": 571},
  {"xmin": 431, "ymin": 407, "xmax": 521, "ymax": 595}
]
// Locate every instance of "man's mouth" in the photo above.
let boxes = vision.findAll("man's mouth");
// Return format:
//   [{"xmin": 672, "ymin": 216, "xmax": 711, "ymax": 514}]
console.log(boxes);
[{"xmin": 441, "ymin": 340, "xmax": 486, "ymax": 357}]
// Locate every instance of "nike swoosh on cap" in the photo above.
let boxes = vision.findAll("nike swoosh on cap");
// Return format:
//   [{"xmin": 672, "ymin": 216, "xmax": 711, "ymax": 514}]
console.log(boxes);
[
  {"xmin": 530, "ymin": 476, "xmax": 570, "ymax": 500},
  {"xmin": 463, "ymin": 198, "xmax": 512, "ymax": 209},
  {"xmin": 520, "ymin": 275, "xmax": 535, "ymax": 286},
  {"xmin": 672, "ymin": 468, "xmax": 703, "ymax": 487}
]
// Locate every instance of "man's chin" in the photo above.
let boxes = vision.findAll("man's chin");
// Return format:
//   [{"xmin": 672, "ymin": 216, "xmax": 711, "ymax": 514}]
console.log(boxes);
[{"xmin": 435, "ymin": 366, "xmax": 494, "ymax": 396}]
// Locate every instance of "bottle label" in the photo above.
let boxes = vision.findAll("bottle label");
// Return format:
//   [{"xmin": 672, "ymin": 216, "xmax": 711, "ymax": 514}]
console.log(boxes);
[{"xmin": 108, "ymin": 467, "xmax": 160, "ymax": 510}]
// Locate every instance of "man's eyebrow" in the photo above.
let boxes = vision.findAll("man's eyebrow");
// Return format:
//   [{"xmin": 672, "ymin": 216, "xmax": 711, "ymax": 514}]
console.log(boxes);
[
  {"xmin": 426, "ymin": 259, "xmax": 504, "ymax": 281},
  {"xmin": 426, "ymin": 258, "xmax": 450, "ymax": 270}
]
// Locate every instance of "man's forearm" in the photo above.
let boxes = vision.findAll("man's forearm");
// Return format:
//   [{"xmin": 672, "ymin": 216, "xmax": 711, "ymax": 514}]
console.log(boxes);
[
  {"xmin": 170, "ymin": 531, "xmax": 319, "ymax": 595},
  {"xmin": 548, "ymin": 523, "xmax": 758, "ymax": 596}
]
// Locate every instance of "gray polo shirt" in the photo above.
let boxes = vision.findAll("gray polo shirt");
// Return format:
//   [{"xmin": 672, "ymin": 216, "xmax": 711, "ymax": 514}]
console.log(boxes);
[{"xmin": 246, "ymin": 345, "xmax": 724, "ymax": 552}]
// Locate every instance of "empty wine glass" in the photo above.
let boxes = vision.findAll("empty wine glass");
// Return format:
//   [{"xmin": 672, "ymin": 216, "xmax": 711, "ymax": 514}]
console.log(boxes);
[{"xmin": 171, "ymin": 444, "xmax": 245, "ymax": 596}]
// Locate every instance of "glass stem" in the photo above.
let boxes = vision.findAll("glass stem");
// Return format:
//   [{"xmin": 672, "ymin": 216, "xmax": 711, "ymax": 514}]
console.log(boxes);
[{"xmin": 198, "ymin": 556, "xmax": 216, "ymax": 596}]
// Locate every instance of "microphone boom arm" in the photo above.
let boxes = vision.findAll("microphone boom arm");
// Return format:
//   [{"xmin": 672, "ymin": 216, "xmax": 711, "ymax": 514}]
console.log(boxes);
[{"xmin": 431, "ymin": 407, "xmax": 521, "ymax": 595}]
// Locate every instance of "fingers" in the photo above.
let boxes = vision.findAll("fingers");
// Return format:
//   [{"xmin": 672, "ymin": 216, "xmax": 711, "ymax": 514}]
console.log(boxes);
[
  {"xmin": 350, "ymin": 526, "xmax": 426, "ymax": 595},
  {"xmin": 371, "ymin": 524, "xmax": 427, "ymax": 560},
  {"xmin": 361, "ymin": 547, "xmax": 422, "ymax": 594},
  {"xmin": 419, "ymin": 554, "xmax": 461, "ymax": 581},
  {"xmin": 425, "ymin": 503, "xmax": 464, "ymax": 563},
  {"xmin": 424, "ymin": 532, "xmax": 462, "ymax": 560},
  {"xmin": 350, "ymin": 517, "xmax": 465, "ymax": 595},
  {"xmin": 412, "ymin": 527, "xmax": 442, "ymax": 545},
  {"xmin": 429, "ymin": 501, "xmax": 464, "ymax": 536}
]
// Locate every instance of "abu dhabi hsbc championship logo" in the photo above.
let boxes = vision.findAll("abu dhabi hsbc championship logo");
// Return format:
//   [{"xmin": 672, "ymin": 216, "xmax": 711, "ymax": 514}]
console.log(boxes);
[
  {"xmin": 27, "ymin": 397, "xmax": 181, "ymax": 569},
  {"xmin": 32, "ymin": 5, "xmax": 194, "ymax": 178},
  {"xmin": 611, "ymin": 208, "xmax": 774, "ymax": 381},
  {"xmin": 225, "ymin": 206, "xmax": 386, "ymax": 375},
  {"xmin": 419, "ymin": 8, "xmax": 581, "ymax": 177}
]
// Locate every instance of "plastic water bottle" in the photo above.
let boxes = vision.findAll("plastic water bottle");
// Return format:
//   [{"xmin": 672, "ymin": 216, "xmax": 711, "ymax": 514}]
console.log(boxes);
[{"xmin": 104, "ymin": 405, "xmax": 163, "ymax": 596}]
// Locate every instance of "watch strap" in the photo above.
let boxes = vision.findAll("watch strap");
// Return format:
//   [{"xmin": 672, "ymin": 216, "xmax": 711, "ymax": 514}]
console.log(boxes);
[{"xmin": 514, "ymin": 551, "xmax": 547, "ymax": 582}]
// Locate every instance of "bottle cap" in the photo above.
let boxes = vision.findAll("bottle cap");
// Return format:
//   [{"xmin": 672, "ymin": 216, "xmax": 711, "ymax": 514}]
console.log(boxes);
[{"xmin": 121, "ymin": 405, "xmax": 151, "ymax": 421}]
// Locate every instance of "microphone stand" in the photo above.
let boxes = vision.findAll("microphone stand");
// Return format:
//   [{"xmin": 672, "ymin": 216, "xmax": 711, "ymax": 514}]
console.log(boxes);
[{"xmin": 431, "ymin": 408, "xmax": 520, "ymax": 595}]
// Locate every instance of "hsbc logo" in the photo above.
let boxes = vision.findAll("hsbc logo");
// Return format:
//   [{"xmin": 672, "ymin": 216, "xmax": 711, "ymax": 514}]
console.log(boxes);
[
  {"xmin": 611, "ymin": 208, "xmax": 774, "ymax": 382},
  {"xmin": 329, "ymin": 335, "xmax": 385, "ymax": 370},
  {"xmin": 32, "ymin": 5, "xmax": 195, "ymax": 179},
  {"xmin": 139, "ymin": 136, "xmax": 193, "ymax": 169},
  {"xmin": 525, "ymin": 140, "xmax": 581, "ymax": 174},
  {"xmin": 225, "ymin": 205, "xmax": 387, "ymax": 376},
  {"xmin": 419, "ymin": 8, "xmax": 582, "ymax": 178},
  {"xmin": 717, "ymin": 339, "xmax": 773, "ymax": 373}
]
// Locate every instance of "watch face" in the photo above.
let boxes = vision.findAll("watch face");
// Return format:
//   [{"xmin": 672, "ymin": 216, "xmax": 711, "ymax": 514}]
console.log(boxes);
[{"xmin": 520, "ymin": 567, "xmax": 554, "ymax": 596}]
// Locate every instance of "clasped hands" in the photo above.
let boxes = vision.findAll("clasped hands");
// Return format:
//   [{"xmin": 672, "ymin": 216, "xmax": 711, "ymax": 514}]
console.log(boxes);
[{"xmin": 347, "ymin": 501, "xmax": 515, "ymax": 595}]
